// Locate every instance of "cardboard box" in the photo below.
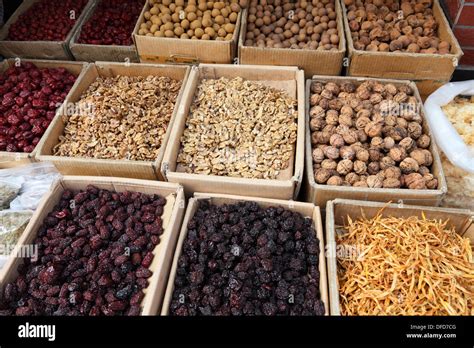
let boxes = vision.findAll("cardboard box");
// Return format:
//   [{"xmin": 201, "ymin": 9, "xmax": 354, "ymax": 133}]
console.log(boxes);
[
  {"xmin": 305, "ymin": 75, "xmax": 447, "ymax": 207},
  {"xmin": 133, "ymin": 1, "xmax": 242, "ymax": 64},
  {"xmin": 162, "ymin": 64, "xmax": 305, "ymax": 200},
  {"xmin": 325, "ymin": 198, "xmax": 474, "ymax": 315},
  {"xmin": 69, "ymin": 0, "xmax": 144, "ymax": 63},
  {"xmin": 238, "ymin": 0, "xmax": 346, "ymax": 77},
  {"xmin": 343, "ymin": 0, "xmax": 463, "ymax": 81},
  {"xmin": 415, "ymin": 79, "xmax": 447, "ymax": 101},
  {"xmin": 0, "ymin": 0, "xmax": 93, "ymax": 60},
  {"xmin": 161, "ymin": 192, "xmax": 329, "ymax": 315},
  {"xmin": 0, "ymin": 176, "xmax": 186, "ymax": 315},
  {"xmin": 0, "ymin": 59, "xmax": 89, "ymax": 165},
  {"xmin": 35, "ymin": 62, "xmax": 191, "ymax": 180}
]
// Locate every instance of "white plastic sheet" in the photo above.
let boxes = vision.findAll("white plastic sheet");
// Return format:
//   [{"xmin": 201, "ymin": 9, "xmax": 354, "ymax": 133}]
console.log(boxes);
[{"xmin": 424, "ymin": 80, "xmax": 474, "ymax": 173}]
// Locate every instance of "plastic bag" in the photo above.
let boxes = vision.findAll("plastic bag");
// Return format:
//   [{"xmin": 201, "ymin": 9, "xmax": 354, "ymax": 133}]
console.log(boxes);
[
  {"xmin": 424, "ymin": 80, "xmax": 474, "ymax": 173},
  {"xmin": 0, "ymin": 179, "xmax": 21, "ymax": 209},
  {"xmin": 0, "ymin": 162, "xmax": 60, "ymax": 211},
  {"xmin": 0, "ymin": 210, "xmax": 33, "ymax": 269}
]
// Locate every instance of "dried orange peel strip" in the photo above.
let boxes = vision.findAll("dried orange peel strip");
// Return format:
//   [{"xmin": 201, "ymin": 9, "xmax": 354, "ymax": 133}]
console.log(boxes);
[{"xmin": 336, "ymin": 212, "xmax": 474, "ymax": 315}]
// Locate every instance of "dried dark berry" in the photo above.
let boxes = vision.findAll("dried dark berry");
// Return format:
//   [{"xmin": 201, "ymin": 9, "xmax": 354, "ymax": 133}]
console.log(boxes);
[{"xmin": 169, "ymin": 200, "xmax": 324, "ymax": 316}]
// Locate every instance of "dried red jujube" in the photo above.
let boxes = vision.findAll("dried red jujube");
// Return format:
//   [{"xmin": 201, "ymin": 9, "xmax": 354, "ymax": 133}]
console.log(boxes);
[{"xmin": 0, "ymin": 185, "xmax": 166, "ymax": 316}]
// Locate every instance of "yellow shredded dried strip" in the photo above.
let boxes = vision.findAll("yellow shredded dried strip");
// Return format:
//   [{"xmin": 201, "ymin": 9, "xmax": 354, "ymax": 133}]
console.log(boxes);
[{"xmin": 337, "ymin": 213, "xmax": 474, "ymax": 315}]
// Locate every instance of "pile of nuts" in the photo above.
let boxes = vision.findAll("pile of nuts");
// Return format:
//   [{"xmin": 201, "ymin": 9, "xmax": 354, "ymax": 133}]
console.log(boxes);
[
  {"xmin": 0, "ymin": 63, "xmax": 78, "ymax": 153},
  {"xmin": 309, "ymin": 80, "xmax": 438, "ymax": 189},
  {"xmin": 169, "ymin": 200, "xmax": 325, "ymax": 316},
  {"xmin": 0, "ymin": 186, "xmax": 166, "ymax": 316},
  {"xmin": 7, "ymin": 0, "xmax": 88, "ymax": 41},
  {"xmin": 78, "ymin": 0, "xmax": 145, "ymax": 46},
  {"xmin": 244, "ymin": 0, "xmax": 340, "ymax": 50},
  {"xmin": 177, "ymin": 77, "xmax": 298, "ymax": 180},
  {"xmin": 345, "ymin": 0, "xmax": 451, "ymax": 54},
  {"xmin": 53, "ymin": 75, "xmax": 182, "ymax": 161},
  {"xmin": 138, "ymin": 0, "xmax": 243, "ymax": 40}
]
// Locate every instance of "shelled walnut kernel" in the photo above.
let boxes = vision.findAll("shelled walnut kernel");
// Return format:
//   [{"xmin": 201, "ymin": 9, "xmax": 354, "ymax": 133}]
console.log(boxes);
[
  {"xmin": 53, "ymin": 75, "xmax": 181, "ymax": 161},
  {"xmin": 177, "ymin": 77, "xmax": 297, "ymax": 179},
  {"xmin": 309, "ymin": 79, "xmax": 437, "ymax": 189}
]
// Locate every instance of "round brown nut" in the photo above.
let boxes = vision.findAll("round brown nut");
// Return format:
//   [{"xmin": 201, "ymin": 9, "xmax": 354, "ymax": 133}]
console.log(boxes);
[
  {"xmin": 310, "ymin": 94, "xmax": 322, "ymax": 106},
  {"xmin": 399, "ymin": 137, "xmax": 416, "ymax": 152},
  {"xmin": 323, "ymin": 146, "xmax": 340, "ymax": 160},
  {"xmin": 410, "ymin": 149, "xmax": 433, "ymax": 166},
  {"xmin": 367, "ymin": 175, "xmax": 383, "ymax": 188},
  {"xmin": 342, "ymin": 129, "xmax": 359, "ymax": 144},
  {"xmin": 380, "ymin": 156, "xmax": 396, "ymax": 170},
  {"xmin": 353, "ymin": 180, "xmax": 368, "ymax": 188},
  {"xmin": 365, "ymin": 122, "xmax": 383, "ymax": 138},
  {"xmin": 310, "ymin": 105, "xmax": 325, "ymax": 119},
  {"xmin": 383, "ymin": 137, "xmax": 395, "ymax": 150},
  {"xmin": 355, "ymin": 148, "xmax": 370, "ymax": 162},
  {"xmin": 383, "ymin": 178, "xmax": 401, "ymax": 188},
  {"xmin": 345, "ymin": 172, "xmax": 360, "ymax": 185},
  {"xmin": 389, "ymin": 146, "xmax": 407, "ymax": 162},
  {"xmin": 419, "ymin": 166, "xmax": 431, "ymax": 176},
  {"xmin": 353, "ymin": 160, "xmax": 367, "ymax": 175},
  {"xmin": 367, "ymin": 161, "xmax": 380, "ymax": 175},
  {"xmin": 400, "ymin": 157, "xmax": 420, "ymax": 174},
  {"xmin": 370, "ymin": 136, "xmax": 384, "ymax": 149},
  {"xmin": 424, "ymin": 174, "xmax": 438, "ymax": 189},
  {"xmin": 384, "ymin": 166, "xmax": 401, "ymax": 179},
  {"xmin": 337, "ymin": 159, "xmax": 354, "ymax": 175},
  {"xmin": 369, "ymin": 148, "xmax": 383, "ymax": 162},
  {"xmin": 327, "ymin": 175, "xmax": 343, "ymax": 186},
  {"xmin": 340, "ymin": 146, "xmax": 356, "ymax": 160},
  {"xmin": 321, "ymin": 159, "xmax": 338, "ymax": 170},
  {"xmin": 330, "ymin": 134, "xmax": 345, "ymax": 148},
  {"xmin": 416, "ymin": 134, "xmax": 431, "ymax": 148},
  {"xmin": 312, "ymin": 148, "xmax": 325, "ymax": 163},
  {"xmin": 408, "ymin": 122, "xmax": 423, "ymax": 139},
  {"xmin": 314, "ymin": 168, "xmax": 331, "ymax": 184},
  {"xmin": 310, "ymin": 118, "xmax": 326, "ymax": 131},
  {"xmin": 404, "ymin": 173, "xmax": 426, "ymax": 190}
]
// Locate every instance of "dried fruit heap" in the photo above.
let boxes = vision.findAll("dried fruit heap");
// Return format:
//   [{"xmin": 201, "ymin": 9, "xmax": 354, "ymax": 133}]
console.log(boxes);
[
  {"xmin": 170, "ymin": 201, "xmax": 324, "ymax": 316},
  {"xmin": 178, "ymin": 77, "xmax": 298, "ymax": 179},
  {"xmin": 310, "ymin": 80, "xmax": 438, "ymax": 189},
  {"xmin": 7, "ymin": 0, "xmax": 88, "ymax": 42},
  {"xmin": 0, "ymin": 63, "xmax": 77, "ymax": 153},
  {"xmin": 78, "ymin": 0, "xmax": 145, "ymax": 46},
  {"xmin": 337, "ymin": 213, "xmax": 474, "ymax": 315},
  {"xmin": 53, "ymin": 75, "xmax": 181, "ymax": 161},
  {"xmin": 0, "ymin": 185, "xmax": 166, "ymax": 316}
]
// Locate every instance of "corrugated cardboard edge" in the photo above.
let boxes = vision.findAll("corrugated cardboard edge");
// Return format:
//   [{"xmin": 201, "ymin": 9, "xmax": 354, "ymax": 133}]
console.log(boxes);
[
  {"xmin": 161, "ymin": 192, "xmax": 329, "ymax": 316},
  {"xmin": 341, "ymin": 0, "xmax": 463, "ymax": 80},
  {"xmin": 35, "ymin": 62, "xmax": 191, "ymax": 181},
  {"xmin": 133, "ymin": 1, "xmax": 242, "ymax": 64},
  {"xmin": 0, "ymin": 59, "xmax": 89, "ymax": 166},
  {"xmin": 69, "ymin": 0, "xmax": 142, "ymax": 63},
  {"xmin": 0, "ymin": 0, "xmax": 94, "ymax": 60},
  {"xmin": 304, "ymin": 75, "xmax": 448, "ymax": 207},
  {"xmin": 161, "ymin": 64, "xmax": 305, "ymax": 200},
  {"xmin": 325, "ymin": 198, "xmax": 474, "ymax": 315},
  {"xmin": 238, "ymin": 0, "xmax": 346, "ymax": 77},
  {"xmin": 0, "ymin": 176, "xmax": 186, "ymax": 315}
]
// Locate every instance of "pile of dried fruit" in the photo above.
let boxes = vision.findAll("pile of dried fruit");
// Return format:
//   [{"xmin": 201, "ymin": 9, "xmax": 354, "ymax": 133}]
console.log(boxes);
[
  {"xmin": 337, "ymin": 212, "xmax": 474, "ymax": 315},
  {"xmin": 53, "ymin": 75, "xmax": 181, "ymax": 161},
  {"xmin": 344, "ymin": 0, "xmax": 451, "ymax": 54},
  {"xmin": 138, "ymin": 0, "xmax": 242, "ymax": 40},
  {"xmin": 310, "ymin": 80, "xmax": 438, "ymax": 189},
  {"xmin": 244, "ymin": 0, "xmax": 339, "ymax": 50},
  {"xmin": 177, "ymin": 77, "xmax": 298, "ymax": 179},
  {"xmin": 78, "ymin": 0, "xmax": 145, "ymax": 46},
  {"xmin": 169, "ymin": 200, "xmax": 324, "ymax": 316},
  {"xmin": 0, "ymin": 63, "xmax": 77, "ymax": 153},
  {"xmin": 0, "ymin": 185, "xmax": 167, "ymax": 316},
  {"xmin": 7, "ymin": 0, "xmax": 88, "ymax": 41}
]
